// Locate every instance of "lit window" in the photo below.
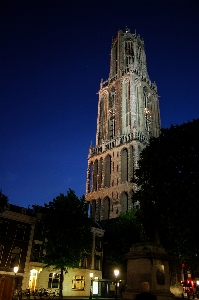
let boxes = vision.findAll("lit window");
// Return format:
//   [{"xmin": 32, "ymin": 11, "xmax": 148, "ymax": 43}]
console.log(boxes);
[
  {"xmin": 48, "ymin": 273, "xmax": 60, "ymax": 289},
  {"xmin": 72, "ymin": 275, "xmax": 85, "ymax": 290}
]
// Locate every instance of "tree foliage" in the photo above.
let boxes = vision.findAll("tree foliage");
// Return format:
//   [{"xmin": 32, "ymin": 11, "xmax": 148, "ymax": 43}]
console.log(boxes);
[
  {"xmin": 42, "ymin": 189, "xmax": 93, "ymax": 297},
  {"xmin": 134, "ymin": 119, "xmax": 199, "ymax": 273},
  {"xmin": 102, "ymin": 209, "xmax": 141, "ymax": 271},
  {"xmin": 0, "ymin": 190, "xmax": 8, "ymax": 214}
]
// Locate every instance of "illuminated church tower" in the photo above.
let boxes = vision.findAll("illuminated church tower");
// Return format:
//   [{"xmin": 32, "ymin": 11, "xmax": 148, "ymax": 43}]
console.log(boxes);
[{"xmin": 86, "ymin": 28, "xmax": 161, "ymax": 221}]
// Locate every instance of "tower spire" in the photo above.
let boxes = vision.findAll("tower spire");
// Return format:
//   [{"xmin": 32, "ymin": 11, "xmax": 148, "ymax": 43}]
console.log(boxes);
[{"xmin": 86, "ymin": 29, "xmax": 161, "ymax": 221}]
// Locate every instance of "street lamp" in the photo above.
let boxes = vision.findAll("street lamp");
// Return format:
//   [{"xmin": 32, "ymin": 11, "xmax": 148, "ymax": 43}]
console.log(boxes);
[
  {"xmin": 14, "ymin": 266, "xmax": 19, "ymax": 290},
  {"xmin": 114, "ymin": 269, "xmax": 119, "ymax": 300},
  {"xmin": 89, "ymin": 272, "xmax": 93, "ymax": 300}
]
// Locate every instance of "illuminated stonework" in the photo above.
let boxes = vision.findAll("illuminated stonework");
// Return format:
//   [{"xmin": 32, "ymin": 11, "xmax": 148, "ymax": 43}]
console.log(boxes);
[{"xmin": 86, "ymin": 28, "xmax": 161, "ymax": 220}]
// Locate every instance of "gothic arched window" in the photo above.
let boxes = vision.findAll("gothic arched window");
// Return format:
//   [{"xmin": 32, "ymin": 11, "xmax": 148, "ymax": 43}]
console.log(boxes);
[
  {"xmin": 143, "ymin": 87, "xmax": 152, "ymax": 133},
  {"xmin": 91, "ymin": 200, "xmax": 96, "ymax": 220},
  {"xmin": 97, "ymin": 198, "xmax": 101, "ymax": 221},
  {"xmin": 121, "ymin": 148, "xmax": 128, "ymax": 183},
  {"xmin": 98, "ymin": 158, "xmax": 103, "ymax": 189},
  {"xmin": 109, "ymin": 88, "xmax": 115, "ymax": 109},
  {"xmin": 108, "ymin": 88, "xmax": 116, "ymax": 140},
  {"xmin": 130, "ymin": 146, "xmax": 134, "ymax": 182},
  {"xmin": 104, "ymin": 155, "xmax": 111, "ymax": 188},
  {"xmin": 122, "ymin": 79, "xmax": 130, "ymax": 133},
  {"xmin": 93, "ymin": 160, "xmax": 98, "ymax": 191},
  {"xmin": 120, "ymin": 192, "xmax": 128, "ymax": 212},
  {"xmin": 103, "ymin": 197, "xmax": 110, "ymax": 220},
  {"xmin": 88, "ymin": 162, "xmax": 93, "ymax": 193},
  {"xmin": 98, "ymin": 93, "xmax": 107, "ymax": 144},
  {"xmin": 125, "ymin": 40, "xmax": 134, "ymax": 66}
]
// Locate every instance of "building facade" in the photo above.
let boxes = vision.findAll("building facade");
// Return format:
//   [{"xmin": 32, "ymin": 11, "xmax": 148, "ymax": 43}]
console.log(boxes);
[
  {"xmin": 86, "ymin": 28, "xmax": 161, "ymax": 221},
  {"xmin": 0, "ymin": 204, "xmax": 36, "ymax": 290},
  {"xmin": 0, "ymin": 205, "xmax": 104, "ymax": 296}
]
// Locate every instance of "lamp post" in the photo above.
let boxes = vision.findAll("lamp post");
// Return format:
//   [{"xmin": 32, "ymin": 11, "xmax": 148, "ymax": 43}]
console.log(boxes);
[
  {"xmin": 114, "ymin": 269, "xmax": 119, "ymax": 300},
  {"xmin": 14, "ymin": 266, "xmax": 19, "ymax": 290},
  {"xmin": 89, "ymin": 272, "xmax": 93, "ymax": 300}
]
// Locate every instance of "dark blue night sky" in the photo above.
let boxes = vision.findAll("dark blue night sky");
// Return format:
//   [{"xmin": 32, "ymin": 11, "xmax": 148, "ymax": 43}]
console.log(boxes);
[{"xmin": 1, "ymin": 0, "xmax": 199, "ymax": 208}]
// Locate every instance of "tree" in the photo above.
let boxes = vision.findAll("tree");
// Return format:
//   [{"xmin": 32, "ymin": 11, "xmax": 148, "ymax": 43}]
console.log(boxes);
[
  {"xmin": 42, "ymin": 189, "xmax": 93, "ymax": 298},
  {"xmin": 102, "ymin": 209, "xmax": 141, "ymax": 272},
  {"xmin": 0, "ymin": 190, "xmax": 8, "ymax": 213},
  {"xmin": 134, "ymin": 119, "xmax": 199, "ymax": 275}
]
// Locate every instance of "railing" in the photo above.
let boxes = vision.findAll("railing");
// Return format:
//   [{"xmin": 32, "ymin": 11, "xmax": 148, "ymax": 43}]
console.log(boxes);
[
  {"xmin": 100, "ymin": 68, "xmax": 157, "ymax": 91},
  {"xmin": 89, "ymin": 130, "xmax": 149, "ymax": 157}
]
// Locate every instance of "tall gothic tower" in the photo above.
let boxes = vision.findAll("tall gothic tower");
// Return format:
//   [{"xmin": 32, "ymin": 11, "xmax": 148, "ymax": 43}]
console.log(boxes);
[{"xmin": 86, "ymin": 28, "xmax": 161, "ymax": 221}]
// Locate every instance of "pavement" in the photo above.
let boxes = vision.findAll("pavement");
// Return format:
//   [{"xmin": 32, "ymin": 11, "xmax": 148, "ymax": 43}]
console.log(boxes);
[
  {"xmin": 20, "ymin": 298, "xmax": 118, "ymax": 300},
  {"xmin": 18, "ymin": 293, "xmax": 197, "ymax": 300},
  {"xmin": 18, "ymin": 297, "xmax": 187, "ymax": 300}
]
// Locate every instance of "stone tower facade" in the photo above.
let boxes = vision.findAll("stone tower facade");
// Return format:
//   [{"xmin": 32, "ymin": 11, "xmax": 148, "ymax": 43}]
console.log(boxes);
[{"xmin": 86, "ymin": 28, "xmax": 161, "ymax": 221}]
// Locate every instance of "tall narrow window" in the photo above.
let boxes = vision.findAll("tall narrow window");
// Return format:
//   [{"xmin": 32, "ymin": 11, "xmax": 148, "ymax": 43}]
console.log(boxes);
[
  {"xmin": 89, "ymin": 162, "xmax": 93, "ymax": 192},
  {"xmin": 130, "ymin": 146, "xmax": 134, "ymax": 182},
  {"xmin": 143, "ymin": 88, "xmax": 152, "ymax": 133},
  {"xmin": 97, "ymin": 199, "xmax": 101, "ymax": 221},
  {"xmin": 125, "ymin": 40, "xmax": 134, "ymax": 67},
  {"xmin": 137, "ymin": 46, "xmax": 141, "ymax": 62},
  {"xmin": 109, "ymin": 88, "xmax": 115, "ymax": 109},
  {"xmin": 108, "ymin": 89, "xmax": 115, "ymax": 140},
  {"xmin": 104, "ymin": 155, "xmax": 111, "ymax": 188},
  {"xmin": 94, "ymin": 255, "xmax": 101, "ymax": 270},
  {"xmin": 98, "ymin": 158, "xmax": 103, "ymax": 189},
  {"xmin": 10, "ymin": 247, "xmax": 21, "ymax": 268},
  {"xmin": 111, "ymin": 42, "xmax": 118, "ymax": 76},
  {"xmin": 103, "ymin": 197, "xmax": 110, "ymax": 220},
  {"xmin": 122, "ymin": 79, "xmax": 130, "ymax": 133},
  {"xmin": 108, "ymin": 117, "xmax": 115, "ymax": 140},
  {"xmin": 121, "ymin": 148, "xmax": 128, "ymax": 183},
  {"xmin": 93, "ymin": 160, "xmax": 98, "ymax": 191},
  {"xmin": 95, "ymin": 236, "xmax": 102, "ymax": 251},
  {"xmin": 120, "ymin": 193, "xmax": 128, "ymax": 212},
  {"xmin": 136, "ymin": 86, "xmax": 140, "ymax": 127},
  {"xmin": 98, "ymin": 94, "xmax": 107, "ymax": 144},
  {"xmin": 91, "ymin": 200, "xmax": 96, "ymax": 220}
]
